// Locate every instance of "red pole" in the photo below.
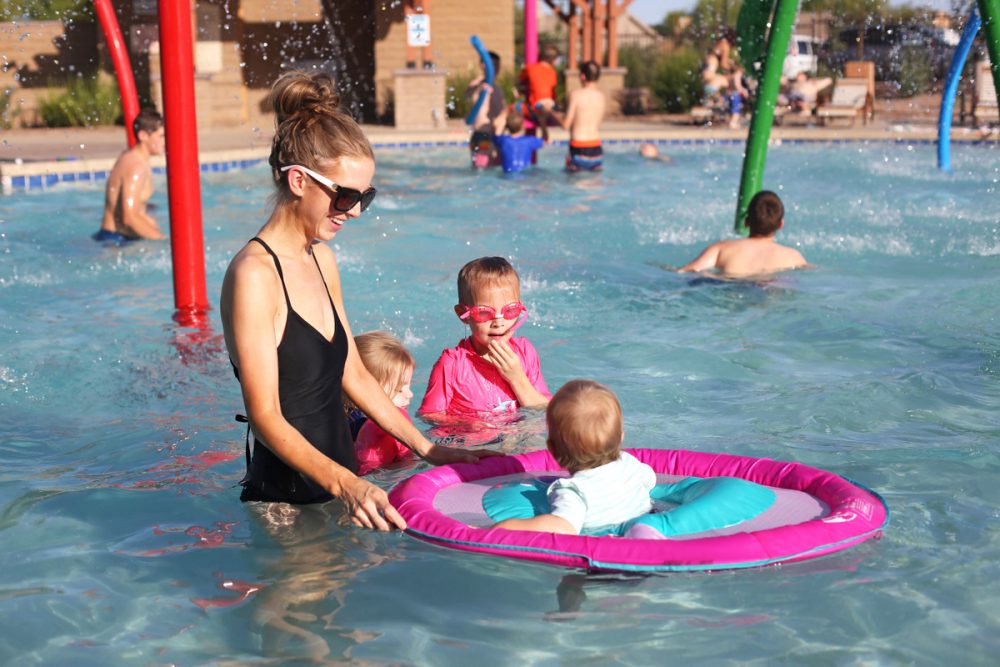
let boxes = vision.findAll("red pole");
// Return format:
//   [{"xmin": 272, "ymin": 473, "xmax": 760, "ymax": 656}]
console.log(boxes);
[
  {"xmin": 159, "ymin": 0, "xmax": 208, "ymax": 322},
  {"xmin": 92, "ymin": 0, "xmax": 140, "ymax": 147}
]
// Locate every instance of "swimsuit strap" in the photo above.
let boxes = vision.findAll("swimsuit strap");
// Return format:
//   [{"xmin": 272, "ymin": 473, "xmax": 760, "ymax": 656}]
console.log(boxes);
[
  {"xmin": 309, "ymin": 249, "xmax": 337, "ymax": 312},
  {"xmin": 249, "ymin": 237, "xmax": 291, "ymax": 309}
]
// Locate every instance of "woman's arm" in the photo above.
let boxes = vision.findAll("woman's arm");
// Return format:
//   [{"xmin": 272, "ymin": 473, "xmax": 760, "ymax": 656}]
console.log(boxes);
[{"xmin": 222, "ymin": 250, "xmax": 405, "ymax": 531}]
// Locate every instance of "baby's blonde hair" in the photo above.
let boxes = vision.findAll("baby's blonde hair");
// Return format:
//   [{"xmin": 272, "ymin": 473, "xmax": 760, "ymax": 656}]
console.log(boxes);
[
  {"xmin": 546, "ymin": 380, "xmax": 623, "ymax": 473},
  {"xmin": 344, "ymin": 331, "xmax": 414, "ymax": 411},
  {"xmin": 457, "ymin": 256, "xmax": 520, "ymax": 305}
]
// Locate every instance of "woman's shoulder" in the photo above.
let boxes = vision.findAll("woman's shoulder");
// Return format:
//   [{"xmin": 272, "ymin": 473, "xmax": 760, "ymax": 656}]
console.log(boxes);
[{"xmin": 228, "ymin": 242, "xmax": 277, "ymax": 282}]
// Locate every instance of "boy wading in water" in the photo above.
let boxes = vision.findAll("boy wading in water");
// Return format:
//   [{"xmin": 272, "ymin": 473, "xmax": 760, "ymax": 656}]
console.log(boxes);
[
  {"xmin": 563, "ymin": 60, "xmax": 606, "ymax": 172},
  {"xmin": 678, "ymin": 191, "xmax": 809, "ymax": 277}
]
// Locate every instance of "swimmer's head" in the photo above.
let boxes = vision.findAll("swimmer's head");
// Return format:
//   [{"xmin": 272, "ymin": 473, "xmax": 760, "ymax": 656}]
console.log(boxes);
[
  {"xmin": 746, "ymin": 190, "xmax": 784, "ymax": 237},
  {"xmin": 455, "ymin": 257, "xmax": 524, "ymax": 353},
  {"xmin": 351, "ymin": 331, "xmax": 415, "ymax": 409},
  {"xmin": 457, "ymin": 256, "xmax": 520, "ymax": 306},
  {"xmin": 639, "ymin": 143, "xmax": 659, "ymax": 159},
  {"xmin": 267, "ymin": 70, "xmax": 374, "ymax": 202},
  {"xmin": 546, "ymin": 380, "xmax": 624, "ymax": 474},
  {"xmin": 133, "ymin": 108, "xmax": 164, "ymax": 155},
  {"xmin": 580, "ymin": 60, "xmax": 601, "ymax": 83},
  {"xmin": 506, "ymin": 112, "xmax": 525, "ymax": 135}
]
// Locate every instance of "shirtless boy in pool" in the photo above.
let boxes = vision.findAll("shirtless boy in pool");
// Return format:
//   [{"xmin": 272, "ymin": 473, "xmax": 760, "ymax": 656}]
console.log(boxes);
[
  {"xmin": 95, "ymin": 108, "xmax": 166, "ymax": 242},
  {"xmin": 678, "ymin": 190, "xmax": 809, "ymax": 277},
  {"xmin": 563, "ymin": 60, "xmax": 606, "ymax": 172}
]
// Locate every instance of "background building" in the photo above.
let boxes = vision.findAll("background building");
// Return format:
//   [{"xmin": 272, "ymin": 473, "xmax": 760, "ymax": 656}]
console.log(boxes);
[{"xmin": 0, "ymin": 0, "xmax": 515, "ymax": 129}]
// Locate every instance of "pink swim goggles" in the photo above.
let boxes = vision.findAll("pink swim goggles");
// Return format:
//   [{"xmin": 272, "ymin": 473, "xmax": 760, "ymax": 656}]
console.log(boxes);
[{"xmin": 458, "ymin": 301, "xmax": 528, "ymax": 332}]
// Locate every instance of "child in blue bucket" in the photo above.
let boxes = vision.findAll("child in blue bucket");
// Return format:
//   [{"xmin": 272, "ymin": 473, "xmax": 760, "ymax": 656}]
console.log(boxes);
[{"xmin": 495, "ymin": 379, "xmax": 656, "ymax": 535}]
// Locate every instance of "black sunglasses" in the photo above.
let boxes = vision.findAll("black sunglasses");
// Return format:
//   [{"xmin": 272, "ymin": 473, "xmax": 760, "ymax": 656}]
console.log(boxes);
[{"xmin": 280, "ymin": 164, "xmax": 377, "ymax": 213}]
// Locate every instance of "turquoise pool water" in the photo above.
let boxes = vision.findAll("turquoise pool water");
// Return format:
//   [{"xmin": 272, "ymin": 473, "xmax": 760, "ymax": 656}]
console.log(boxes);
[{"xmin": 1, "ymin": 142, "xmax": 998, "ymax": 664}]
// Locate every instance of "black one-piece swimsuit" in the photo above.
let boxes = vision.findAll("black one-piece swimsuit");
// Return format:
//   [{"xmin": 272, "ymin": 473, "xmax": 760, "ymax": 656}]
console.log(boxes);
[{"xmin": 234, "ymin": 237, "xmax": 356, "ymax": 504}]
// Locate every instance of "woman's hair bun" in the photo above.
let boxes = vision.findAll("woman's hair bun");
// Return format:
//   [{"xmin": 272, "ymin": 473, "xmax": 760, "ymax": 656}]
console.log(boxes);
[{"xmin": 269, "ymin": 70, "xmax": 341, "ymax": 124}]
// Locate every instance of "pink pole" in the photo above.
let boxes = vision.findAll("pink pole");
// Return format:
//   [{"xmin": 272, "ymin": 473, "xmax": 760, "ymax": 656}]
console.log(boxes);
[
  {"xmin": 158, "ymin": 0, "xmax": 208, "ymax": 323},
  {"xmin": 525, "ymin": 0, "xmax": 538, "ymax": 64},
  {"xmin": 92, "ymin": 0, "xmax": 140, "ymax": 147}
]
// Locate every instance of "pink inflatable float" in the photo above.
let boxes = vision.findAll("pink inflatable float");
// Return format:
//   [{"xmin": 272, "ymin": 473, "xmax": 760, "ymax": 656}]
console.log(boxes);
[{"xmin": 388, "ymin": 448, "xmax": 890, "ymax": 572}]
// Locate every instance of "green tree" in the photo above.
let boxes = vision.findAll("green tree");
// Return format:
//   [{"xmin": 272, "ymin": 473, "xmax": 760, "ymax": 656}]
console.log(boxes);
[
  {"xmin": 801, "ymin": 0, "xmax": 886, "ymax": 56},
  {"xmin": 689, "ymin": 0, "xmax": 742, "ymax": 48}
]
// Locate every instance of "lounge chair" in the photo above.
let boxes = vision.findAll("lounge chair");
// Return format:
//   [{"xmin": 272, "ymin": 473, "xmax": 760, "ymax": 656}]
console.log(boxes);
[
  {"xmin": 843, "ymin": 60, "xmax": 876, "ymax": 123},
  {"xmin": 973, "ymin": 60, "xmax": 999, "ymax": 125},
  {"xmin": 816, "ymin": 77, "xmax": 872, "ymax": 126}
]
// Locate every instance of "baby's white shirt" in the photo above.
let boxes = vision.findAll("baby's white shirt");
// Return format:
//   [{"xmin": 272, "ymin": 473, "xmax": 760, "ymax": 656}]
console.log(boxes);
[{"xmin": 547, "ymin": 452, "xmax": 656, "ymax": 533}]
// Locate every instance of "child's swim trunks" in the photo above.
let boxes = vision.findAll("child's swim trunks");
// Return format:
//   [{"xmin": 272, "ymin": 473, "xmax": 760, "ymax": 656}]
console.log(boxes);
[{"xmin": 566, "ymin": 140, "xmax": 603, "ymax": 172}]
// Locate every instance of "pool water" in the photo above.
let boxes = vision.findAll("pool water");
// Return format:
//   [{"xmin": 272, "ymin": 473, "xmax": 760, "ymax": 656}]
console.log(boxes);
[{"xmin": 1, "ymin": 142, "xmax": 998, "ymax": 664}]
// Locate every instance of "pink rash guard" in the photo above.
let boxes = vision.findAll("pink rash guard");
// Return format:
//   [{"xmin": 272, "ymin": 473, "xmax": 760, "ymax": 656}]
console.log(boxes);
[
  {"xmin": 418, "ymin": 336, "xmax": 551, "ymax": 417},
  {"xmin": 354, "ymin": 406, "xmax": 413, "ymax": 476}
]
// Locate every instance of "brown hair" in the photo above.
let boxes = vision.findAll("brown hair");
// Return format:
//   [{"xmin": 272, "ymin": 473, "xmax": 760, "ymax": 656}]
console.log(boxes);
[
  {"xmin": 267, "ymin": 70, "xmax": 374, "ymax": 201},
  {"xmin": 541, "ymin": 44, "xmax": 559, "ymax": 63},
  {"xmin": 457, "ymin": 256, "xmax": 520, "ymax": 305},
  {"xmin": 505, "ymin": 111, "xmax": 524, "ymax": 135},
  {"xmin": 746, "ymin": 190, "xmax": 785, "ymax": 237},
  {"xmin": 580, "ymin": 60, "xmax": 601, "ymax": 82},
  {"xmin": 344, "ymin": 331, "xmax": 414, "ymax": 411},
  {"xmin": 546, "ymin": 380, "xmax": 623, "ymax": 473},
  {"xmin": 133, "ymin": 107, "xmax": 162, "ymax": 138}
]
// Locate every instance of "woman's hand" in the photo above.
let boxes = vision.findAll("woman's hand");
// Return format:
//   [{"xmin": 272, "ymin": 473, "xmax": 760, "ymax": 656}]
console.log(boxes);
[{"xmin": 338, "ymin": 475, "xmax": 407, "ymax": 531}]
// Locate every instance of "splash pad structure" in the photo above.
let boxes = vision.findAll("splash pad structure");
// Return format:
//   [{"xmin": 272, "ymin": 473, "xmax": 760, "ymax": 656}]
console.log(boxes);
[{"xmin": 734, "ymin": 0, "xmax": 1000, "ymax": 231}]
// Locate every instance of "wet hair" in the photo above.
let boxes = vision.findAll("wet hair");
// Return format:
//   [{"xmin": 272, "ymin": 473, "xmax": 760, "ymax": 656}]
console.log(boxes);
[
  {"xmin": 541, "ymin": 44, "xmax": 559, "ymax": 63},
  {"xmin": 344, "ymin": 331, "xmax": 414, "ymax": 411},
  {"xmin": 488, "ymin": 50, "xmax": 501, "ymax": 74},
  {"xmin": 505, "ymin": 111, "xmax": 524, "ymax": 135},
  {"xmin": 133, "ymin": 108, "xmax": 163, "ymax": 138},
  {"xmin": 746, "ymin": 190, "xmax": 785, "ymax": 237},
  {"xmin": 457, "ymin": 256, "xmax": 520, "ymax": 305},
  {"xmin": 267, "ymin": 70, "xmax": 374, "ymax": 200},
  {"xmin": 546, "ymin": 380, "xmax": 623, "ymax": 474},
  {"xmin": 580, "ymin": 60, "xmax": 601, "ymax": 82}
]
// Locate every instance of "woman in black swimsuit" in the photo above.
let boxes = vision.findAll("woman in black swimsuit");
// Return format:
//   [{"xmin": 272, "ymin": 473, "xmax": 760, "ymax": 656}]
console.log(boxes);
[{"xmin": 220, "ymin": 71, "xmax": 494, "ymax": 530}]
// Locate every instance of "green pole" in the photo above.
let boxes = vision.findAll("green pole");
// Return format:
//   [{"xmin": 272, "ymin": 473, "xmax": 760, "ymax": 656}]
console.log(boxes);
[
  {"xmin": 978, "ymin": 0, "xmax": 1000, "ymax": 105},
  {"xmin": 734, "ymin": 0, "xmax": 799, "ymax": 233}
]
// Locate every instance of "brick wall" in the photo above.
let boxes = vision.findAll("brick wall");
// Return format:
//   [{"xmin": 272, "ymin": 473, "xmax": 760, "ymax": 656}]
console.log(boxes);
[
  {"xmin": 3, "ymin": 2, "xmax": 515, "ymax": 130},
  {"xmin": 374, "ymin": 0, "xmax": 515, "ymax": 118},
  {"xmin": 0, "ymin": 20, "xmax": 98, "ymax": 127}
]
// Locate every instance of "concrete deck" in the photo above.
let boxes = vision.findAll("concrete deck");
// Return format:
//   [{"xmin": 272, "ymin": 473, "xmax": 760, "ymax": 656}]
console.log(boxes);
[{"xmin": 2, "ymin": 109, "xmax": 997, "ymax": 193}]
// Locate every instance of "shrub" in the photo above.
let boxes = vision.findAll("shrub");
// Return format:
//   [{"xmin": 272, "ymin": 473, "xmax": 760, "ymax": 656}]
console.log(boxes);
[
  {"xmin": 897, "ymin": 45, "xmax": 932, "ymax": 98},
  {"xmin": 0, "ymin": 87, "xmax": 17, "ymax": 129},
  {"xmin": 651, "ymin": 48, "xmax": 704, "ymax": 113},
  {"xmin": 37, "ymin": 75, "xmax": 121, "ymax": 127},
  {"xmin": 445, "ymin": 68, "xmax": 476, "ymax": 119},
  {"xmin": 619, "ymin": 45, "xmax": 660, "ymax": 89},
  {"xmin": 445, "ymin": 67, "xmax": 516, "ymax": 120}
]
